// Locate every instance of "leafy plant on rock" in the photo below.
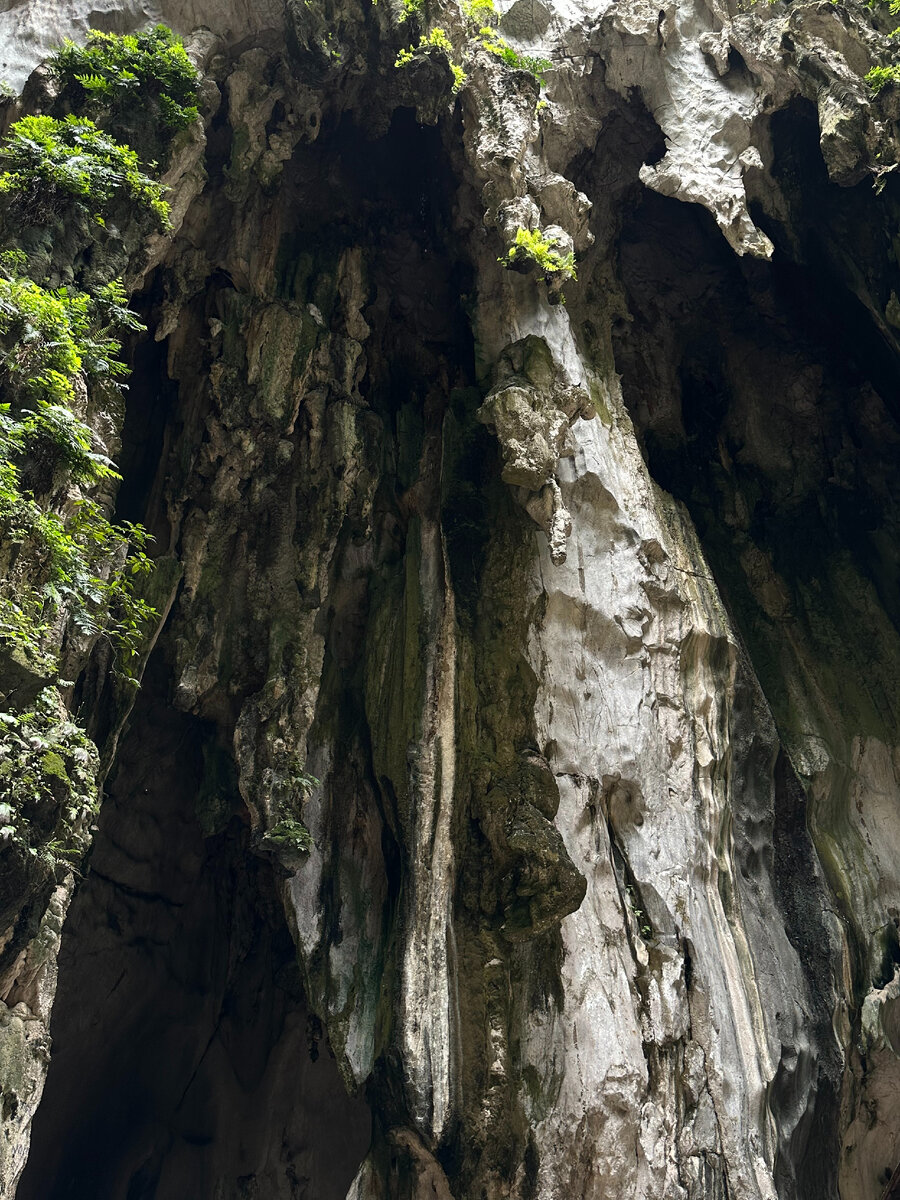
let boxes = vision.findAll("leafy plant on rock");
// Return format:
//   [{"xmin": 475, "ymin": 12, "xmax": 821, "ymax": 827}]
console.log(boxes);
[
  {"xmin": 0, "ymin": 268, "xmax": 140, "ymax": 486},
  {"xmin": 0, "ymin": 688, "xmax": 100, "ymax": 867},
  {"xmin": 498, "ymin": 226, "xmax": 577, "ymax": 304},
  {"xmin": 399, "ymin": 0, "xmax": 427, "ymax": 23},
  {"xmin": 395, "ymin": 0, "xmax": 553, "ymax": 96},
  {"xmin": 0, "ymin": 471, "xmax": 156, "ymax": 677},
  {"xmin": 0, "ymin": 109, "xmax": 158, "ymax": 684},
  {"xmin": 260, "ymin": 761, "xmax": 317, "ymax": 861},
  {"xmin": 0, "ymin": 114, "xmax": 169, "ymax": 232},
  {"xmin": 1, "ymin": 271, "xmax": 141, "ymax": 407},
  {"xmin": 478, "ymin": 27, "xmax": 553, "ymax": 83},
  {"xmin": 395, "ymin": 27, "xmax": 468, "ymax": 91},
  {"xmin": 866, "ymin": 63, "xmax": 900, "ymax": 91},
  {"xmin": 462, "ymin": 0, "xmax": 497, "ymax": 23},
  {"xmin": 0, "ymin": 28, "xmax": 178, "ymax": 902},
  {"xmin": 0, "ymin": 270, "xmax": 155, "ymax": 674},
  {"xmin": 463, "ymin": 0, "xmax": 554, "ymax": 85},
  {"xmin": 262, "ymin": 817, "xmax": 314, "ymax": 855},
  {"xmin": 49, "ymin": 25, "xmax": 200, "ymax": 136},
  {"xmin": 500, "ymin": 226, "xmax": 576, "ymax": 276}
]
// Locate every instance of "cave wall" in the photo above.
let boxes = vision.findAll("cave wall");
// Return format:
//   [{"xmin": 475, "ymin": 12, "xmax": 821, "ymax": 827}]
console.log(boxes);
[
  {"xmin": 1, "ymin": 0, "xmax": 900, "ymax": 1196},
  {"xmin": 17, "ymin": 655, "xmax": 370, "ymax": 1199}
]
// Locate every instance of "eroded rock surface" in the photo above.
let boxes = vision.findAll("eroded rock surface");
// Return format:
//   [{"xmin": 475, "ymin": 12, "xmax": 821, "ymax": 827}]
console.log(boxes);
[{"xmin": 2, "ymin": 0, "xmax": 900, "ymax": 1196}]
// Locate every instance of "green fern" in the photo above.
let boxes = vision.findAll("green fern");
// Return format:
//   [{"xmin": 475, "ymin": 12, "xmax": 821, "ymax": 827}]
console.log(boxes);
[
  {"xmin": 866, "ymin": 63, "xmax": 900, "ymax": 91},
  {"xmin": 0, "ymin": 262, "xmax": 155, "ymax": 675},
  {"xmin": 50, "ymin": 25, "xmax": 199, "ymax": 134},
  {"xmin": 394, "ymin": 27, "xmax": 468, "ymax": 90},
  {"xmin": 500, "ymin": 226, "xmax": 576, "ymax": 276},
  {"xmin": 0, "ymin": 114, "xmax": 169, "ymax": 229},
  {"xmin": 73, "ymin": 72, "xmax": 113, "ymax": 96},
  {"xmin": 478, "ymin": 28, "xmax": 553, "ymax": 83}
]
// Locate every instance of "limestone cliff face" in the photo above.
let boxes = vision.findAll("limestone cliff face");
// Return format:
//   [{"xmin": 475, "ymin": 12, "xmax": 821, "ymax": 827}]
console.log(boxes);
[{"xmin": 1, "ymin": 0, "xmax": 899, "ymax": 1197}]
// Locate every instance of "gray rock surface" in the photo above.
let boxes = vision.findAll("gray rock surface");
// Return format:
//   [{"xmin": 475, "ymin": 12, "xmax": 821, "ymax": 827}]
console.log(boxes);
[{"xmin": 2, "ymin": 0, "xmax": 899, "ymax": 1195}]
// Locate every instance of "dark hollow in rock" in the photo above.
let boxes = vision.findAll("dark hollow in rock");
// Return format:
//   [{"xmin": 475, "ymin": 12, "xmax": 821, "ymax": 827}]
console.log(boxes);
[
  {"xmin": 607, "ymin": 98, "xmax": 900, "ymax": 1200},
  {"xmin": 17, "ymin": 659, "xmax": 370, "ymax": 1200}
]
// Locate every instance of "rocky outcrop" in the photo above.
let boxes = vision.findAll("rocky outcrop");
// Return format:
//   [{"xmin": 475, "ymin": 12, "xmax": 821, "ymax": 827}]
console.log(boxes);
[{"xmin": 1, "ymin": 0, "xmax": 900, "ymax": 1196}]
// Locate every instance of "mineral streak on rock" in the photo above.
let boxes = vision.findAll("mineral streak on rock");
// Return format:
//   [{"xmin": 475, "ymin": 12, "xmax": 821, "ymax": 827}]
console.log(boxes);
[{"xmin": 1, "ymin": 0, "xmax": 899, "ymax": 1196}]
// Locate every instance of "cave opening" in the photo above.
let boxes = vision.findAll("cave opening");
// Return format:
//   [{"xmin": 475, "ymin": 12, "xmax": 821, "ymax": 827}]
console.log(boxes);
[
  {"xmin": 17, "ymin": 648, "xmax": 370, "ymax": 1200},
  {"xmin": 607, "ymin": 102, "xmax": 900, "ymax": 1200},
  {"xmin": 112, "ymin": 305, "xmax": 179, "ymax": 537},
  {"xmin": 611, "ymin": 155, "xmax": 900, "ymax": 724},
  {"xmin": 15, "ymin": 96, "xmax": 482, "ymax": 1200}
]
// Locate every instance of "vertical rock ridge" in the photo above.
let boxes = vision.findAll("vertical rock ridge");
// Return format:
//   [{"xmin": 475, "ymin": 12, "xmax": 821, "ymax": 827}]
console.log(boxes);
[{"xmin": 1, "ymin": 0, "xmax": 899, "ymax": 1194}]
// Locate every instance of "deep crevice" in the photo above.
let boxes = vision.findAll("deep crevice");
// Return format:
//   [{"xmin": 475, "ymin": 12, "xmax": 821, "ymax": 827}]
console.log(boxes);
[
  {"xmin": 18, "ymin": 653, "xmax": 370, "ymax": 1200},
  {"xmin": 606, "ymin": 126, "xmax": 900, "ymax": 1199}
]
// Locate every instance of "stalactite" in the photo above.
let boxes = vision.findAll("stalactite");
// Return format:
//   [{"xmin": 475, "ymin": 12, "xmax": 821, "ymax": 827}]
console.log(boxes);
[{"xmin": 0, "ymin": 0, "xmax": 899, "ymax": 1196}]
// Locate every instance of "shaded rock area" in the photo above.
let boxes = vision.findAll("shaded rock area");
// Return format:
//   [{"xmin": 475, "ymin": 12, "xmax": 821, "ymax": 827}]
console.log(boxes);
[
  {"xmin": 608, "ymin": 114, "xmax": 900, "ymax": 1197},
  {"xmin": 16, "ymin": 653, "xmax": 370, "ymax": 1200},
  {"xmin": 1, "ymin": 0, "xmax": 900, "ymax": 1195}
]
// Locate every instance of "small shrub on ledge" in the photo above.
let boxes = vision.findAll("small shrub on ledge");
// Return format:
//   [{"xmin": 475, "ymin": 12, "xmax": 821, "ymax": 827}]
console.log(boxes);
[
  {"xmin": 395, "ymin": 28, "xmax": 468, "ymax": 92},
  {"xmin": 49, "ymin": 25, "xmax": 200, "ymax": 160},
  {"xmin": 500, "ymin": 226, "xmax": 576, "ymax": 276}
]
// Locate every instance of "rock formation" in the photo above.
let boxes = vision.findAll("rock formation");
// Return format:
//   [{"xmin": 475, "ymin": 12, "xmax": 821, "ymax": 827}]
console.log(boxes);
[{"xmin": 0, "ymin": 0, "xmax": 899, "ymax": 1195}]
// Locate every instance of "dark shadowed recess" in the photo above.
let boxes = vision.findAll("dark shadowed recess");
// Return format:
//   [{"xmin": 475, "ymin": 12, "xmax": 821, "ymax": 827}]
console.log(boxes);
[
  {"xmin": 18, "ymin": 652, "xmax": 370, "ymax": 1200},
  {"xmin": 608, "ymin": 97, "xmax": 900, "ymax": 1199},
  {"xmin": 613, "ymin": 101, "xmax": 900, "ymax": 643},
  {"xmin": 19, "ymin": 100, "xmax": 475, "ymax": 1200},
  {"xmin": 113, "ymin": 304, "xmax": 179, "ymax": 540}
]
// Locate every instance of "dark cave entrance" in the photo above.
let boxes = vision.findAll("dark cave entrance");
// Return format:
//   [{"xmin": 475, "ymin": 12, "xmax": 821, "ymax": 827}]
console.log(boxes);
[
  {"xmin": 603, "ymin": 99, "xmax": 900, "ymax": 1200},
  {"xmin": 17, "ymin": 91, "xmax": 478, "ymax": 1200},
  {"xmin": 17, "ymin": 654, "xmax": 370, "ymax": 1200}
]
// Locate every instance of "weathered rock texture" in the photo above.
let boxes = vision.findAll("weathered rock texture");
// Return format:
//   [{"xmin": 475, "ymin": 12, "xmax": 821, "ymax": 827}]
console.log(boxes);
[
  {"xmin": 2, "ymin": 0, "xmax": 900, "ymax": 1195},
  {"xmin": 17, "ymin": 663, "xmax": 370, "ymax": 1198}
]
